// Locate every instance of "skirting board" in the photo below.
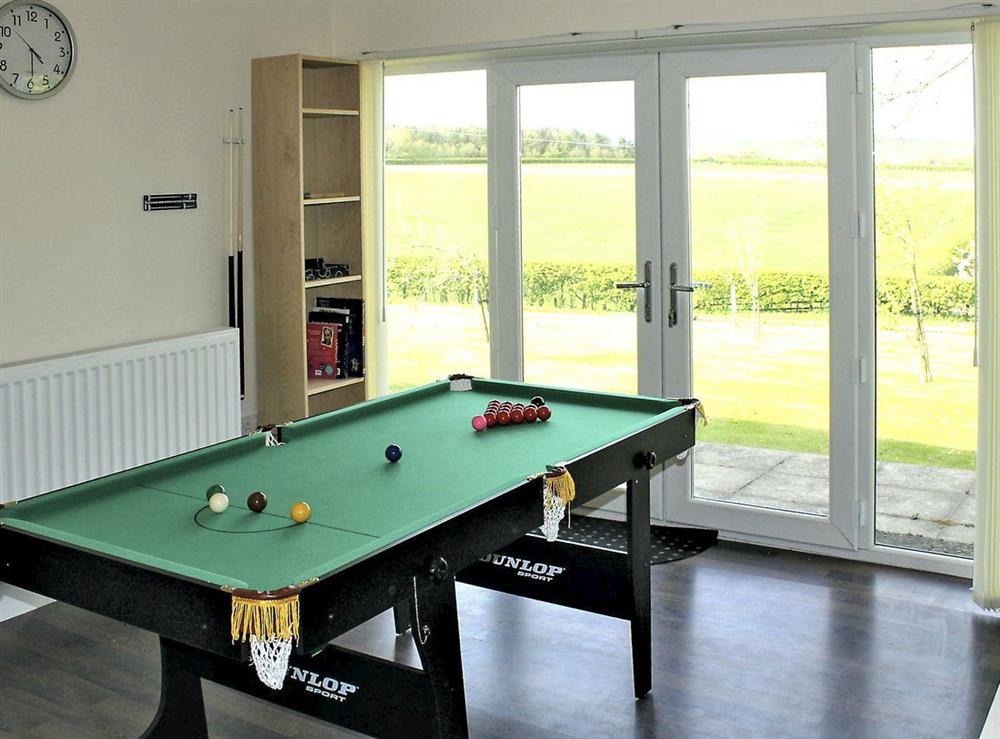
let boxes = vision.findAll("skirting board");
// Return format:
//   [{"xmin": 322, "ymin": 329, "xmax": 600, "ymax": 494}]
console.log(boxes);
[{"xmin": 0, "ymin": 585, "xmax": 52, "ymax": 622}]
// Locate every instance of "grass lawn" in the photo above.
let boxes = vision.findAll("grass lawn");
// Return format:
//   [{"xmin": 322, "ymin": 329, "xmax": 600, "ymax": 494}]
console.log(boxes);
[
  {"xmin": 386, "ymin": 162, "xmax": 974, "ymax": 277},
  {"xmin": 386, "ymin": 303, "xmax": 977, "ymax": 470}
]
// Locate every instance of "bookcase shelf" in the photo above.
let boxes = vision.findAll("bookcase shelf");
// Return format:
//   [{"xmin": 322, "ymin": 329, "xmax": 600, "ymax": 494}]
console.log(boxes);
[
  {"xmin": 253, "ymin": 54, "xmax": 367, "ymax": 425},
  {"xmin": 303, "ymin": 195, "xmax": 361, "ymax": 206},
  {"xmin": 302, "ymin": 107, "xmax": 359, "ymax": 118},
  {"xmin": 305, "ymin": 274, "xmax": 362, "ymax": 289},
  {"xmin": 307, "ymin": 376, "xmax": 365, "ymax": 396}
]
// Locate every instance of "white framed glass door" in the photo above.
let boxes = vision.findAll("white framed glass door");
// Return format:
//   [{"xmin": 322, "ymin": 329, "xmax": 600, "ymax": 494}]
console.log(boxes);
[
  {"xmin": 490, "ymin": 55, "xmax": 664, "ymax": 516},
  {"xmin": 660, "ymin": 45, "xmax": 862, "ymax": 548}
]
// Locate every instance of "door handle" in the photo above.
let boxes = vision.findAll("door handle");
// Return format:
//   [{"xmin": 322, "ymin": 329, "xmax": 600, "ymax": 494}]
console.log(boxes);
[
  {"xmin": 616, "ymin": 281, "xmax": 650, "ymax": 290},
  {"xmin": 614, "ymin": 260, "xmax": 652, "ymax": 323},
  {"xmin": 668, "ymin": 262, "xmax": 697, "ymax": 328}
]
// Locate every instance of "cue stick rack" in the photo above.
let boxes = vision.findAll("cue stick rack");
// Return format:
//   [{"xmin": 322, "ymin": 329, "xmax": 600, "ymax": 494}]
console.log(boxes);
[{"xmin": 224, "ymin": 107, "xmax": 246, "ymax": 398}]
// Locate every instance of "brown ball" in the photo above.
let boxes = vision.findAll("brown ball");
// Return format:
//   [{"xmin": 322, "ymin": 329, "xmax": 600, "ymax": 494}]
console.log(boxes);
[{"xmin": 247, "ymin": 491, "xmax": 267, "ymax": 513}]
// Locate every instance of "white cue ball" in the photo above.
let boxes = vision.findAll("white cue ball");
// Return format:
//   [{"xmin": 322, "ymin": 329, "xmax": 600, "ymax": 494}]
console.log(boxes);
[{"xmin": 208, "ymin": 492, "xmax": 230, "ymax": 513}]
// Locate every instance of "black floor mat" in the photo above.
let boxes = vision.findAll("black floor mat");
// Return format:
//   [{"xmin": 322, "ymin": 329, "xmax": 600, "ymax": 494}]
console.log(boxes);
[{"xmin": 534, "ymin": 517, "xmax": 718, "ymax": 564}]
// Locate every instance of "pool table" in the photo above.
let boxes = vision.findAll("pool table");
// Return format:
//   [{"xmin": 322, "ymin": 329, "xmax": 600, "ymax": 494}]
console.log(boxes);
[{"xmin": 0, "ymin": 378, "xmax": 697, "ymax": 738}]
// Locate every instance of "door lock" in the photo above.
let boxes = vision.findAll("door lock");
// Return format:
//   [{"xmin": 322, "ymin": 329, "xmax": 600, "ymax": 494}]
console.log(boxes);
[{"xmin": 615, "ymin": 260, "xmax": 653, "ymax": 323}]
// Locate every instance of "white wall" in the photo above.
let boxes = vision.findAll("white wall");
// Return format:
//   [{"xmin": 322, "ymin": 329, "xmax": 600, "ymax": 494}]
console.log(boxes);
[
  {"xmin": 331, "ymin": 0, "xmax": 959, "ymax": 56},
  {"xmin": 0, "ymin": 0, "xmax": 335, "ymax": 421}
]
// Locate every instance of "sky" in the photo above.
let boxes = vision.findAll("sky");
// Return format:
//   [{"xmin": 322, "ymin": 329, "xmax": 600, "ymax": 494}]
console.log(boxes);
[{"xmin": 383, "ymin": 44, "xmax": 974, "ymax": 158}]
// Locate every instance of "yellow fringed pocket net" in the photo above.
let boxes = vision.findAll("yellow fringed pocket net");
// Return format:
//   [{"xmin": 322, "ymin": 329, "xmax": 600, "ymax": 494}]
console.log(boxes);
[
  {"xmin": 541, "ymin": 465, "xmax": 575, "ymax": 542},
  {"xmin": 231, "ymin": 593, "xmax": 300, "ymax": 643},
  {"xmin": 230, "ymin": 591, "xmax": 300, "ymax": 690}
]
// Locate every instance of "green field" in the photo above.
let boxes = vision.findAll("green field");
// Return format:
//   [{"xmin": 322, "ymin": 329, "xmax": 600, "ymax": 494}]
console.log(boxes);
[
  {"xmin": 384, "ymin": 162, "xmax": 977, "ymax": 469},
  {"xmin": 386, "ymin": 162, "xmax": 974, "ymax": 276}
]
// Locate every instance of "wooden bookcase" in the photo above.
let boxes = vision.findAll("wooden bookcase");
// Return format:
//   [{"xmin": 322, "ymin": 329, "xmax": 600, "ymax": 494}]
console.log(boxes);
[{"xmin": 252, "ymin": 54, "xmax": 366, "ymax": 425}]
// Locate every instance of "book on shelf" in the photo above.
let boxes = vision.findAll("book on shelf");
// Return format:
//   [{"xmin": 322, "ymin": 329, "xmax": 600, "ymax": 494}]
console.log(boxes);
[
  {"xmin": 306, "ymin": 322, "xmax": 339, "ymax": 380},
  {"xmin": 312, "ymin": 297, "xmax": 365, "ymax": 377},
  {"xmin": 307, "ymin": 312, "xmax": 357, "ymax": 378},
  {"xmin": 307, "ymin": 310, "xmax": 349, "ymax": 379}
]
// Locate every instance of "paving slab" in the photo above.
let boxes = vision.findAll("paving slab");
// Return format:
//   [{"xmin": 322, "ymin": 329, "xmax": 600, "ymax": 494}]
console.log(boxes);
[
  {"xmin": 948, "ymin": 494, "xmax": 976, "ymax": 527},
  {"xmin": 694, "ymin": 442, "xmax": 789, "ymax": 471},
  {"xmin": 694, "ymin": 464, "xmax": 765, "ymax": 500},
  {"xmin": 876, "ymin": 461, "xmax": 976, "ymax": 495},
  {"xmin": 773, "ymin": 452, "xmax": 829, "ymax": 479},
  {"xmin": 729, "ymin": 471, "xmax": 829, "ymax": 516},
  {"xmin": 875, "ymin": 484, "xmax": 963, "ymax": 522}
]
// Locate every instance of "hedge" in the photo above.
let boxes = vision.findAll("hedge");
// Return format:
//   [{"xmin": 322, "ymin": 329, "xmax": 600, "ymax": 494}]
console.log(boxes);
[
  {"xmin": 387, "ymin": 255, "xmax": 976, "ymax": 319},
  {"xmin": 384, "ymin": 157, "xmax": 972, "ymax": 173}
]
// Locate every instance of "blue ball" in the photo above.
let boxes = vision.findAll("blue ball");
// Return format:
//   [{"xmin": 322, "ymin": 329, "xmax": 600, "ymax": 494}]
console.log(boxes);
[{"xmin": 385, "ymin": 444, "xmax": 402, "ymax": 463}]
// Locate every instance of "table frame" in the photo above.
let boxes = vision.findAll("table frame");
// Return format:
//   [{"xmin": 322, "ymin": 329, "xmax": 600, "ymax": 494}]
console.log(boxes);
[{"xmin": 0, "ymin": 403, "xmax": 695, "ymax": 738}]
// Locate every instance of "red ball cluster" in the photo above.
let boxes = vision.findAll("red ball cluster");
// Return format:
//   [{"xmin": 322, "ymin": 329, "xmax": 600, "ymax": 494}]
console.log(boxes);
[{"xmin": 472, "ymin": 396, "xmax": 551, "ymax": 432}]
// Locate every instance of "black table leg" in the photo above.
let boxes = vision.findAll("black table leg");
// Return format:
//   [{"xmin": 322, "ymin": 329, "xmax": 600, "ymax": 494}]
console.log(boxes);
[
  {"xmin": 140, "ymin": 636, "xmax": 209, "ymax": 739},
  {"xmin": 393, "ymin": 598, "xmax": 412, "ymax": 635},
  {"xmin": 409, "ymin": 576, "xmax": 469, "ymax": 739},
  {"xmin": 626, "ymin": 472, "xmax": 652, "ymax": 698}
]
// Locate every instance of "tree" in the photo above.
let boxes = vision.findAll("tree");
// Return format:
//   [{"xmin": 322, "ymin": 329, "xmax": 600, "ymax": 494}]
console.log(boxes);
[
  {"xmin": 877, "ymin": 195, "xmax": 933, "ymax": 383},
  {"xmin": 732, "ymin": 214, "xmax": 765, "ymax": 340},
  {"xmin": 872, "ymin": 47, "xmax": 973, "ymax": 383}
]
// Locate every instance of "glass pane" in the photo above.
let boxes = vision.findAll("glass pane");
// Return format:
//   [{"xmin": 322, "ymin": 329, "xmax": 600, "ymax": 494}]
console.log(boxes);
[
  {"xmin": 384, "ymin": 71, "xmax": 490, "ymax": 391},
  {"xmin": 518, "ymin": 81, "xmax": 638, "ymax": 393},
  {"xmin": 687, "ymin": 73, "xmax": 830, "ymax": 516},
  {"xmin": 872, "ymin": 45, "xmax": 976, "ymax": 557}
]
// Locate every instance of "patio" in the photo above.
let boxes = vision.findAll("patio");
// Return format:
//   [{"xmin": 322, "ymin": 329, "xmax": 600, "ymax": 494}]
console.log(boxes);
[{"xmin": 694, "ymin": 442, "xmax": 976, "ymax": 557}]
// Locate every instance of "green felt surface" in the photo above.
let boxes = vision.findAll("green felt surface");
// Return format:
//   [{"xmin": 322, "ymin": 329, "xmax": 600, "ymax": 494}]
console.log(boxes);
[{"xmin": 0, "ymin": 379, "xmax": 687, "ymax": 592}]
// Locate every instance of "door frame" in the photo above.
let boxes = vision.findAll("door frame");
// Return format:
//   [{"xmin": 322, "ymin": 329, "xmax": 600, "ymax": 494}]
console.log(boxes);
[
  {"xmin": 659, "ymin": 43, "xmax": 863, "ymax": 550},
  {"xmin": 488, "ymin": 53, "xmax": 666, "ymax": 516}
]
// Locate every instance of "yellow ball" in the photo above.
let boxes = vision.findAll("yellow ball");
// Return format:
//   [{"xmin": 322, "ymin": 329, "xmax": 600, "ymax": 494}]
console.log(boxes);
[{"xmin": 290, "ymin": 501, "xmax": 311, "ymax": 524}]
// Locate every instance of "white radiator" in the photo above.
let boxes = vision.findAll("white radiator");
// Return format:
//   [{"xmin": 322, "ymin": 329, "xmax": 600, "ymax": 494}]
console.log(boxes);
[{"xmin": 0, "ymin": 329, "xmax": 241, "ymax": 504}]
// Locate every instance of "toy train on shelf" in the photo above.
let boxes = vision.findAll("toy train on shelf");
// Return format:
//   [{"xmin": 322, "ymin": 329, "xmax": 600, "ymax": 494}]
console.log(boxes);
[{"xmin": 305, "ymin": 258, "xmax": 351, "ymax": 282}]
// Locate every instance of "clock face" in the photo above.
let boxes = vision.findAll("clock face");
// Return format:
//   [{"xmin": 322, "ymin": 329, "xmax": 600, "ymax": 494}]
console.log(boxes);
[{"xmin": 0, "ymin": 1, "xmax": 75, "ymax": 99}]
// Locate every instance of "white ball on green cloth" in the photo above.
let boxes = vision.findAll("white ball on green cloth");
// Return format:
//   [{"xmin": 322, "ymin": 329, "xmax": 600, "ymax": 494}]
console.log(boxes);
[{"xmin": 209, "ymin": 492, "xmax": 230, "ymax": 513}]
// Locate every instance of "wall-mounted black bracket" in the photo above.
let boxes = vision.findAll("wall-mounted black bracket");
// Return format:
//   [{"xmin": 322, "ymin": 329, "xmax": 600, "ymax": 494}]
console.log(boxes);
[{"xmin": 143, "ymin": 193, "xmax": 198, "ymax": 211}]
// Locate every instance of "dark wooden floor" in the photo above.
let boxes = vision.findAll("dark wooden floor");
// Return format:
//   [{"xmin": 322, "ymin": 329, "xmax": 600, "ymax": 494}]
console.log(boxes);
[{"xmin": 1, "ymin": 542, "xmax": 998, "ymax": 739}]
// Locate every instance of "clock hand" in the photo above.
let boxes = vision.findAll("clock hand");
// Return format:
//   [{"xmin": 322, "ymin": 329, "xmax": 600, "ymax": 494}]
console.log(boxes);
[{"xmin": 14, "ymin": 31, "xmax": 44, "ymax": 64}]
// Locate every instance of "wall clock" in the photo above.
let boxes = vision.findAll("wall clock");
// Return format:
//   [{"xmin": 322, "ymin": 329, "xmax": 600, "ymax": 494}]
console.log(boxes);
[{"xmin": 0, "ymin": 0, "xmax": 75, "ymax": 99}]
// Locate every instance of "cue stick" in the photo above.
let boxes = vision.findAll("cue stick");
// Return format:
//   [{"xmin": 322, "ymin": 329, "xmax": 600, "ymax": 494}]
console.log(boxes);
[
  {"xmin": 226, "ymin": 109, "xmax": 236, "ymax": 331},
  {"xmin": 236, "ymin": 107, "xmax": 246, "ymax": 398}
]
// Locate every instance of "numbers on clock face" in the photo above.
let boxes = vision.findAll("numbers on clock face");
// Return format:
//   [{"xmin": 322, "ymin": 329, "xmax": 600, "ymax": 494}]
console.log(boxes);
[{"xmin": 0, "ymin": 1, "xmax": 74, "ymax": 98}]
